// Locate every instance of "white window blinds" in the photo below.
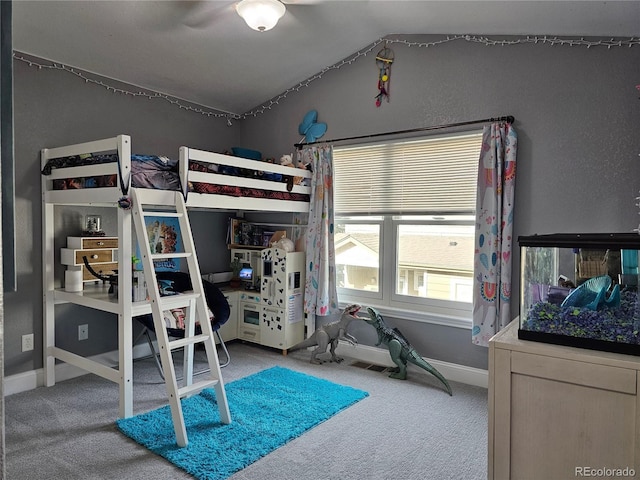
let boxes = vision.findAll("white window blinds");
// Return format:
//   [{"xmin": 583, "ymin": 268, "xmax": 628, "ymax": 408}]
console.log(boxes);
[{"xmin": 333, "ymin": 132, "xmax": 483, "ymax": 215}]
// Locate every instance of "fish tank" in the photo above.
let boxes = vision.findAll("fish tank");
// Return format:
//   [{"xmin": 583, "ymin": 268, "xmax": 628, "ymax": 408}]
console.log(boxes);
[{"xmin": 518, "ymin": 233, "xmax": 640, "ymax": 355}]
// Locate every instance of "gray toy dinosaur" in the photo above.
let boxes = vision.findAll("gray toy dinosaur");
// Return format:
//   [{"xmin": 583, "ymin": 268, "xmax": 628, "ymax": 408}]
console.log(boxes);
[
  {"xmin": 364, "ymin": 306, "xmax": 452, "ymax": 395},
  {"xmin": 289, "ymin": 304, "xmax": 362, "ymax": 364}
]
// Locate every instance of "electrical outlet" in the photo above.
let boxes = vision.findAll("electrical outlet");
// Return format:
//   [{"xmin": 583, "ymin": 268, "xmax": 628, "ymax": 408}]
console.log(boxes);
[
  {"xmin": 78, "ymin": 324, "xmax": 89, "ymax": 341},
  {"xmin": 22, "ymin": 334, "xmax": 34, "ymax": 352}
]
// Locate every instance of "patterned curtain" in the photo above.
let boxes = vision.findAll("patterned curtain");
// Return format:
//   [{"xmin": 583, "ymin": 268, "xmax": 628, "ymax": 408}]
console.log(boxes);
[
  {"xmin": 297, "ymin": 145, "xmax": 339, "ymax": 317},
  {"xmin": 472, "ymin": 122, "xmax": 518, "ymax": 346}
]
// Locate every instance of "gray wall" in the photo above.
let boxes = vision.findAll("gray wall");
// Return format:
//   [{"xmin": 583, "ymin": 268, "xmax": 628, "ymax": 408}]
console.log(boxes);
[
  {"xmin": 7, "ymin": 58, "xmax": 240, "ymax": 375},
  {"xmin": 7, "ymin": 34, "xmax": 640, "ymax": 378},
  {"xmin": 240, "ymin": 35, "xmax": 640, "ymax": 370}
]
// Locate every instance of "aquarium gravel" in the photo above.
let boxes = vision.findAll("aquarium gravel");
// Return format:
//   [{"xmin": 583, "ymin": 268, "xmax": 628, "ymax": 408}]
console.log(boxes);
[{"xmin": 522, "ymin": 290, "xmax": 640, "ymax": 344}]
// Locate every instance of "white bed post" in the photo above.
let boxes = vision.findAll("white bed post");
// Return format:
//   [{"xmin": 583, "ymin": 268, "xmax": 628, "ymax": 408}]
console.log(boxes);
[
  {"xmin": 116, "ymin": 135, "xmax": 134, "ymax": 418},
  {"xmin": 41, "ymin": 148, "xmax": 56, "ymax": 387},
  {"xmin": 117, "ymin": 207, "xmax": 134, "ymax": 418},
  {"xmin": 179, "ymin": 146, "xmax": 189, "ymax": 201}
]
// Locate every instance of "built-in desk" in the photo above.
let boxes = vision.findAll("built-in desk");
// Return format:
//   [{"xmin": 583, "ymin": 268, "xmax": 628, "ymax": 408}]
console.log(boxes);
[{"xmin": 45, "ymin": 281, "xmax": 241, "ymax": 419}]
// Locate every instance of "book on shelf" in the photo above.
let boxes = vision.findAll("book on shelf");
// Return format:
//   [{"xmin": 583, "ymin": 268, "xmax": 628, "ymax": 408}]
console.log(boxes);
[
  {"xmin": 227, "ymin": 217, "xmax": 265, "ymax": 247},
  {"xmin": 132, "ymin": 271, "xmax": 148, "ymax": 302},
  {"xmin": 131, "ymin": 271, "xmax": 179, "ymax": 302}
]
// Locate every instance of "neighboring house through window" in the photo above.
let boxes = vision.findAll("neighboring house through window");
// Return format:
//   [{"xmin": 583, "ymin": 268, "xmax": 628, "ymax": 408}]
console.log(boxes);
[{"xmin": 333, "ymin": 131, "xmax": 482, "ymax": 326}]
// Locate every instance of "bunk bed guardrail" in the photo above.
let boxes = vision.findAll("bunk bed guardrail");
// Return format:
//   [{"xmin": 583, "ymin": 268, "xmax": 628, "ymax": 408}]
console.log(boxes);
[{"xmin": 41, "ymin": 135, "xmax": 312, "ymax": 213}]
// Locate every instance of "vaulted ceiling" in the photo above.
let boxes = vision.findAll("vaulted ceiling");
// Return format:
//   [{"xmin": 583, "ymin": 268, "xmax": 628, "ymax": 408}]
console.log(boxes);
[{"xmin": 12, "ymin": 1, "xmax": 640, "ymax": 116}]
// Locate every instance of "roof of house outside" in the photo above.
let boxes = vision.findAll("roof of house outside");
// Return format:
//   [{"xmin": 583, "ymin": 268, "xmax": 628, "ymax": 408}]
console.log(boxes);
[{"xmin": 335, "ymin": 232, "xmax": 474, "ymax": 271}]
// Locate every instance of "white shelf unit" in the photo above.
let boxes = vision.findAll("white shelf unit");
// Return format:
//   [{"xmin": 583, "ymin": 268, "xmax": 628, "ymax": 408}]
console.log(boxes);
[{"xmin": 42, "ymin": 135, "xmax": 140, "ymax": 419}]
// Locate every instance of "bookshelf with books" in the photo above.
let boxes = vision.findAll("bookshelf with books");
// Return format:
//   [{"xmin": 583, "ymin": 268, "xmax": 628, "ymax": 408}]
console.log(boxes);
[
  {"xmin": 228, "ymin": 218, "xmax": 266, "ymax": 250},
  {"xmin": 227, "ymin": 217, "xmax": 298, "ymax": 251}
]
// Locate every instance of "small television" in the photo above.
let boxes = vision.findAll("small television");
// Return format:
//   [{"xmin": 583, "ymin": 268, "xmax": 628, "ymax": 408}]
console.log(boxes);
[{"xmin": 239, "ymin": 266, "xmax": 253, "ymax": 281}]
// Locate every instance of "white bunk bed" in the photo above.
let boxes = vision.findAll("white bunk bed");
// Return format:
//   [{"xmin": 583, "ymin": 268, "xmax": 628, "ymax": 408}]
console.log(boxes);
[{"xmin": 41, "ymin": 134, "xmax": 311, "ymax": 418}]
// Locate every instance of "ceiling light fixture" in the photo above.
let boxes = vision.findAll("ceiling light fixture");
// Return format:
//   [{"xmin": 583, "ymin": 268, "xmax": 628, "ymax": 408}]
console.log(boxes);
[{"xmin": 236, "ymin": 0, "xmax": 286, "ymax": 32}]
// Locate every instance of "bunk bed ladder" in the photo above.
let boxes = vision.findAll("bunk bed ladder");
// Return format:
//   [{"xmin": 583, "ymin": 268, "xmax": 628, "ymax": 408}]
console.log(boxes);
[{"xmin": 131, "ymin": 189, "xmax": 231, "ymax": 447}]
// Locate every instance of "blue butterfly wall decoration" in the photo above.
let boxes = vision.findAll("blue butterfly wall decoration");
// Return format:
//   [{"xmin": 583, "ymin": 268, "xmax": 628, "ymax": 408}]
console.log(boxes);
[{"xmin": 298, "ymin": 110, "xmax": 327, "ymax": 143}]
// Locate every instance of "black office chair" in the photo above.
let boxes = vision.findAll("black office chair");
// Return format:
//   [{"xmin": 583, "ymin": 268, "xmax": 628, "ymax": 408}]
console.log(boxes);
[{"xmin": 135, "ymin": 271, "xmax": 231, "ymax": 380}]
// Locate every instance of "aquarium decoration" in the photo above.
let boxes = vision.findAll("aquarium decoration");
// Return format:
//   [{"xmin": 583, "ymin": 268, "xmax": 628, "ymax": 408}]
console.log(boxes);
[
  {"xmin": 518, "ymin": 233, "xmax": 640, "ymax": 356},
  {"xmin": 560, "ymin": 275, "xmax": 620, "ymax": 310}
]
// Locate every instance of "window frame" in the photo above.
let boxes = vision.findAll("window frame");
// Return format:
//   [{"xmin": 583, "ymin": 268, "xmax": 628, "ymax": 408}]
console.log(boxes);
[
  {"xmin": 333, "ymin": 130, "xmax": 482, "ymax": 329},
  {"xmin": 334, "ymin": 215, "xmax": 384, "ymax": 302},
  {"xmin": 336, "ymin": 215, "xmax": 474, "ymax": 328}
]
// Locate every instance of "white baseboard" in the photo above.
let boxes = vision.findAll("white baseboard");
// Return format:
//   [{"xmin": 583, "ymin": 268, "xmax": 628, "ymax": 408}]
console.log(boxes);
[
  {"xmin": 4, "ymin": 369, "xmax": 40, "ymax": 397},
  {"xmin": 5, "ymin": 340, "xmax": 487, "ymax": 397},
  {"xmin": 336, "ymin": 341, "xmax": 488, "ymax": 389},
  {"xmin": 4, "ymin": 343, "xmax": 155, "ymax": 397}
]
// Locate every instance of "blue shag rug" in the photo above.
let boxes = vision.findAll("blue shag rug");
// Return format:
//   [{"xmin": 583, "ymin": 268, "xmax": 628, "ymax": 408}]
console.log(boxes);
[{"xmin": 116, "ymin": 366, "xmax": 369, "ymax": 479}]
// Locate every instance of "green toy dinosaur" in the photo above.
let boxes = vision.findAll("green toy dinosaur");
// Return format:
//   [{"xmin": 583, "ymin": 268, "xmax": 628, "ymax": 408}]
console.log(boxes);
[
  {"xmin": 364, "ymin": 306, "xmax": 452, "ymax": 395},
  {"xmin": 289, "ymin": 304, "xmax": 362, "ymax": 364}
]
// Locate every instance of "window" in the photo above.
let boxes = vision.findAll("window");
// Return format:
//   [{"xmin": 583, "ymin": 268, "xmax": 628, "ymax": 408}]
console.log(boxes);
[{"xmin": 333, "ymin": 131, "xmax": 483, "ymax": 325}]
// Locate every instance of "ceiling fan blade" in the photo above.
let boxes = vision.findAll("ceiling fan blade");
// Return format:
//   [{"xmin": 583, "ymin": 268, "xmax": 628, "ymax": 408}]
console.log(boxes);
[
  {"xmin": 281, "ymin": 0, "xmax": 326, "ymax": 5},
  {"xmin": 177, "ymin": 1, "xmax": 236, "ymax": 29}
]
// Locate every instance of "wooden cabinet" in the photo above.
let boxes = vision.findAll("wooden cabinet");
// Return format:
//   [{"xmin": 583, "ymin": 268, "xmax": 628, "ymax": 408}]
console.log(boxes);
[
  {"xmin": 217, "ymin": 278, "xmax": 305, "ymax": 354},
  {"xmin": 261, "ymin": 306, "xmax": 304, "ymax": 351},
  {"xmin": 217, "ymin": 291, "xmax": 237, "ymax": 343},
  {"xmin": 489, "ymin": 320, "xmax": 640, "ymax": 479},
  {"xmin": 237, "ymin": 291, "xmax": 262, "ymax": 344},
  {"xmin": 61, "ymin": 236, "xmax": 118, "ymax": 282},
  {"xmin": 259, "ymin": 249, "xmax": 305, "ymax": 352}
]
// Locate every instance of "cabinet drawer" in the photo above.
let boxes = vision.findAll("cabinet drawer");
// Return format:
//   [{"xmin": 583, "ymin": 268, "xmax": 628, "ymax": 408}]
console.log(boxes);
[
  {"xmin": 67, "ymin": 237, "xmax": 118, "ymax": 249},
  {"xmin": 511, "ymin": 351, "xmax": 637, "ymax": 394},
  {"xmin": 75, "ymin": 249, "xmax": 115, "ymax": 265},
  {"xmin": 82, "ymin": 262, "xmax": 118, "ymax": 281},
  {"xmin": 61, "ymin": 248, "xmax": 117, "ymax": 266},
  {"xmin": 238, "ymin": 325, "xmax": 260, "ymax": 343}
]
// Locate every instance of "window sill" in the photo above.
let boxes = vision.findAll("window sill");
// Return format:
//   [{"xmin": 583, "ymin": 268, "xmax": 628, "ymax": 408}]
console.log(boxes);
[{"xmin": 340, "ymin": 300, "xmax": 472, "ymax": 330}]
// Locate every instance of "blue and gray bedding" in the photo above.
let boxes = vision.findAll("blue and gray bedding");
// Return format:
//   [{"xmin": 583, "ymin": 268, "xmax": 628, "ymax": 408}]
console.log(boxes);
[
  {"xmin": 41, "ymin": 152, "xmax": 309, "ymax": 202},
  {"xmin": 42, "ymin": 153, "xmax": 181, "ymax": 191}
]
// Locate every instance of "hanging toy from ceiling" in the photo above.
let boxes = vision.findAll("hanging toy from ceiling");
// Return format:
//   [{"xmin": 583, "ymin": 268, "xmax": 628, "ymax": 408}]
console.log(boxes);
[{"xmin": 375, "ymin": 44, "xmax": 394, "ymax": 107}]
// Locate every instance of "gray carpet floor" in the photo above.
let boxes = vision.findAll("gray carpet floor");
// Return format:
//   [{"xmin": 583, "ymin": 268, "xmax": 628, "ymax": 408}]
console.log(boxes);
[{"xmin": 5, "ymin": 342, "xmax": 488, "ymax": 480}]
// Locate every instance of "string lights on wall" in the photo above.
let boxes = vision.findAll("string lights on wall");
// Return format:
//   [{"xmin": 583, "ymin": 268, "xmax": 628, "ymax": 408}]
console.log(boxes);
[{"xmin": 13, "ymin": 34, "xmax": 639, "ymax": 123}]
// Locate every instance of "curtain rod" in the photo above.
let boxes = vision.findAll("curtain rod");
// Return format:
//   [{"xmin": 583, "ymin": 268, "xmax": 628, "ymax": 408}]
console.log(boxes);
[{"xmin": 294, "ymin": 115, "xmax": 514, "ymax": 149}]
